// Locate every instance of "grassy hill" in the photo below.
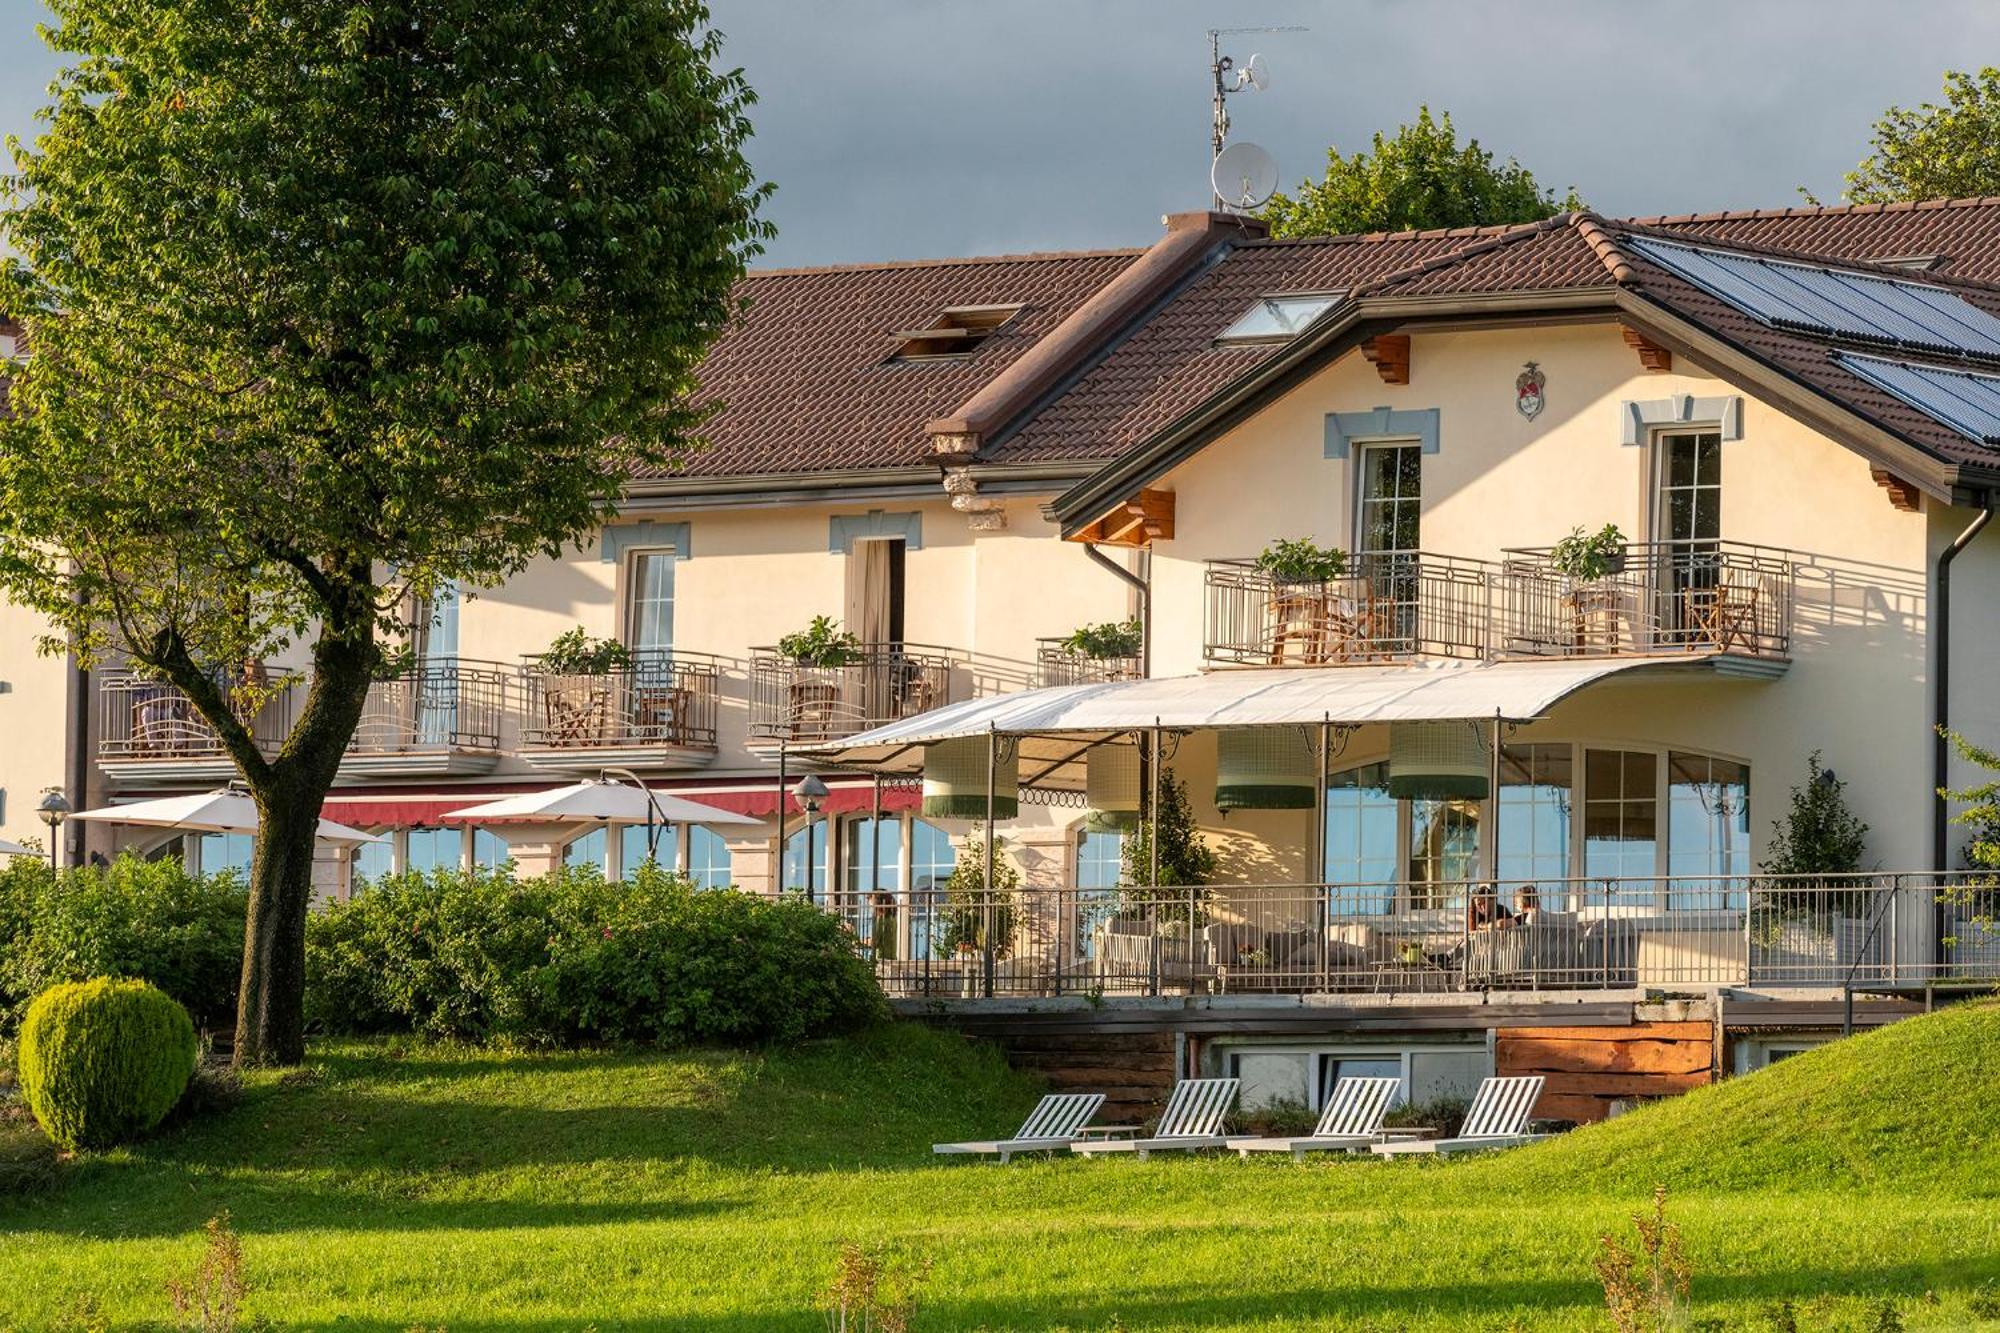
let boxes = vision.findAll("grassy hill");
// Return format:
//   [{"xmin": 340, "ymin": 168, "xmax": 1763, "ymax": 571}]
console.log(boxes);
[{"xmin": 4, "ymin": 1007, "xmax": 2000, "ymax": 1330}]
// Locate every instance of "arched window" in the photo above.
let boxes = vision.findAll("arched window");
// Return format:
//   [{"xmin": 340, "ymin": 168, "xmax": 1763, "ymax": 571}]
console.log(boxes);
[
  {"xmin": 196, "ymin": 832, "xmax": 255, "ymax": 879},
  {"xmin": 565, "ymin": 827, "xmax": 607, "ymax": 872},
  {"xmin": 1073, "ymin": 827, "xmax": 1124, "ymax": 961},
  {"xmin": 685, "ymin": 826, "xmax": 732, "ymax": 889},
  {"xmin": 619, "ymin": 822, "xmax": 676, "ymax": 875},
  {"xmin": 404, "ymin": 827, "xmax": 460, "ymax": 874},
  {"xmin": 781, "ymin": 821, "xmax": 828, "ymax": 900},
  {"xmin": 352, "ymin": 837, "xmax": 393, "ymax": 885},
  {"xmin": 907, "ymin": 820, "xmax": 956, "ymax": 960},
  {"xmin": 472, "ymin": 828, "xmax": 511, "ymax": 870},
  {"xmin": 842, "ymin": 816, "xmax": 901, "ymax": 952}
]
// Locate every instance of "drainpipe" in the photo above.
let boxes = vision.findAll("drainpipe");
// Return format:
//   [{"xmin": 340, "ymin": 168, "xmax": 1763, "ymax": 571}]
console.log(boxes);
[
  {"xmin": 1934, "ymin": 506, "xmax": 1992, "ymax": 873},
  {"xmin": 1083, "ymin": 543, "xmax": 1151, "ymax": 678}
]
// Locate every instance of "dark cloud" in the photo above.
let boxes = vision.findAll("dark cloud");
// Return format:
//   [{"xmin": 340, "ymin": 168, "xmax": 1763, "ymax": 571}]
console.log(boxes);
[{"xmin": 5, "ymin": 0, "xmax": 1998, "ymax": 267}]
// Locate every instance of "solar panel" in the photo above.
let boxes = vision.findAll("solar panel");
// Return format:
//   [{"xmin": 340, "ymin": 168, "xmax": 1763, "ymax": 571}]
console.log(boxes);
[
  {"xmin": 1835, "ymin": 351, "xmax": 2000, "ymax": 447},
  {"xmin": 1630, "ymin": 238, "xmax": 2000, "ymax": 359}
]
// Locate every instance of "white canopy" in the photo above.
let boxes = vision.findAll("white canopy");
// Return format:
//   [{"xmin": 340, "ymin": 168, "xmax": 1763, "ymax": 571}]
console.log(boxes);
[
  {"xmin": 798, "ymin": 656, "xmax": 1721, "ymax": 788},
  {"xmin": 0, "ymin": 838, "xmax": 33, "ymax": 857},
  {"xmin": 70, "ymin": 789, "xmax": 384, "ymax": 847},
  {"xmin": 440, "ymin": 779, "xmax": 761, "ymax": 828}
]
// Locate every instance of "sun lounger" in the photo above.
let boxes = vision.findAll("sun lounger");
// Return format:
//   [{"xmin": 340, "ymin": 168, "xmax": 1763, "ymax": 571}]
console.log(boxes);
[
  {"xmin": 932, "ymin": 1092, "xmax": 1106, "ymax": 1164},
  {"xmin": 1069, "ymin": 1078, "xmax": 1239, "ymax": 1159},
  {"xmin": 1371, "ymin": 1075, "xmax": 1548, "ymax": 1157},
  {"xmin": 1226, "ymin": 1076, "xmax": 1401, "ymax": 1160}
]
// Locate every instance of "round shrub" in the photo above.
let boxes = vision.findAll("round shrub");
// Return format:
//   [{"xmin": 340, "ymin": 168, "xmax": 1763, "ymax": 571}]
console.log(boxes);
[{"xmin": 18, "ymin": 977, "xmax": 198, "ymax": 1150}]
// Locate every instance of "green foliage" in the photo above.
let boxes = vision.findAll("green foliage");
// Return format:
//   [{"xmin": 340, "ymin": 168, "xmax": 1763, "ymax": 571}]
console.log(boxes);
[
  {"xmin": 1059, "ymin": 619, "xmax": 1142, "ymax": 661},
  {"xmin": 1759, "ymin": 751, "xmax": 1869, "ymax": 878},
  {"xmin": 935, "ymin": 839, "xmax": 1022, "ymax": 958},
  {"xmin": 18, "ymin": 977, "xmax": 197, "ymax": 1150},
  {"xmin": 538, "ymin": 627, "xmax": 636, "ymax": 675},
  {"xmin": 1549, "ymin": 523, "xmax": 1628, "ymax": 582},
  {"xmin": 1263, "ymin": 107, "xmax": 1583, "ymax": 239},
  {"xmin": 1843, "ymin": 69, "xmax": 2000, "ymax": 204},
  {"xmin": 778, "ymin": 615, "xmax": 863, "ymax": 667},
  {"xmin": 305, "ymin": 865, "xmax": 886, "ymax": 1045},
  {"xmin": 1121, "ymin": 768, "xmax": 1218, "ymax": 916},
  {"xmin": 0, "ymin": 857, "xmax": 248, "ymax": 1036},
  {"xmin": 1253, "ymin": 536, "xmax": 1347, "ymax": 584}
]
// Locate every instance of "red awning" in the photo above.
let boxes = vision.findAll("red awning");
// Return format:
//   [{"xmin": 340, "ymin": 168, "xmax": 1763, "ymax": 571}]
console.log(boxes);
[{"xmin": 320, "ymin": 781, "xmax": 919, "ymax": 829}]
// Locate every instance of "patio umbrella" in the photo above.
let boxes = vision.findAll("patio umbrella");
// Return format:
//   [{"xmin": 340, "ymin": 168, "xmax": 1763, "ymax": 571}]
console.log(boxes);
[
  {"xmin": 440, "ymin": 778, "xmax": 761, "ymax": 828},
  {"xmin": 0, "ymin": 838, "xmax": 32, "ymax": 856},
  {"xmin": 69, "ymin": 788, "xmax": 385, "ymax": 846}
]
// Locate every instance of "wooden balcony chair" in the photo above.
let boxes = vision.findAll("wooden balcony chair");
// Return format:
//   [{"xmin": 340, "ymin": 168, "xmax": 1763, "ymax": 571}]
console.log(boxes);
[
  {"xmin": 542, "ymin": 676, "xmax": 612, "ymax": 747},
  {"xmin": 1266, "ymin": 586, "xmax": 1330, "ymax": 665},
  {"xmin": 1683, "ymin": 581, "xmax": 1763, "ymax": 654},
  {"xmin": 633, "ymin": 681, "xmax": 693, "ymax": 745}
]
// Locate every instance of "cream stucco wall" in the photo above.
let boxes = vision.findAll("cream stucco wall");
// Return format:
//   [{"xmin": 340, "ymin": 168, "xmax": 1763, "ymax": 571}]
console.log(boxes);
[
  {"xmin": 1148, "ymin": 322, "xmax": 1939, "ymax": 872},
  {"xmin": 0, "ymin": 601, "xmax": 71, "ymax": 857}
]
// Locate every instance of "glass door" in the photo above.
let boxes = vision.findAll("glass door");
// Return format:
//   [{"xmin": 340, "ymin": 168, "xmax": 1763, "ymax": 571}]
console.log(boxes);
[
  {"xmin": 1654, "ymin": 432, "xmax": 1722, "ymax": 642},
  {"xmin": 1355, "ymin": 443, "xmax": 1422, "ymax": 650}
]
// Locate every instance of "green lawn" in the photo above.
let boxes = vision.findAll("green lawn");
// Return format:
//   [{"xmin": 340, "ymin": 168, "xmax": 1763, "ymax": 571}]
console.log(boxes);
[{"xmin": 5, "ymin": 1004, "xmax": 2000, "ymax": 1331}]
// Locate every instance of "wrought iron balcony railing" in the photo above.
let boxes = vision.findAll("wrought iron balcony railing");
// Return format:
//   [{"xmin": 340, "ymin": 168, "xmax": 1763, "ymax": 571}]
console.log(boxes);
[
  {"xmin": 1498, "ymin": 540, "xmax": 1796, "ymax": 661},
  {"xmin": 98, "ymin": 668, "xmax": 294, "ymax": 769},
  {"xmin": 1035, "ymin": 638, "xmax": 1143, "ymax": 688},
  {"xmin": 519, "ymin": 650, "xmax": 719, "ymax": 753},
  {"xmin": 749, "ymin": 643, "xmax": 954, "ymax": 743},
  {"xmin": 1203, "ymin": 551, "xmax": 1494, "ymax": 667},
  {"xmin": 350, "ymin": 658, "xmax": 507, "ymax": 755}
]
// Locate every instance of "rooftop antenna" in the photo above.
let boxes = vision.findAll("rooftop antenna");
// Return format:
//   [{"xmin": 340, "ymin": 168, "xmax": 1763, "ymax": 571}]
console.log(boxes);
[{"xmin": 1208, "ymin": 25, "xmax": 1305, "ymax": 210}]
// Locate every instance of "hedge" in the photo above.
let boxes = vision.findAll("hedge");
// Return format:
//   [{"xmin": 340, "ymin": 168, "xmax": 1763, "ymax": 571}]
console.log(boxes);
[{"xmin": 18, "ymin": 977, "xmax": 198, "ymax": 1150}]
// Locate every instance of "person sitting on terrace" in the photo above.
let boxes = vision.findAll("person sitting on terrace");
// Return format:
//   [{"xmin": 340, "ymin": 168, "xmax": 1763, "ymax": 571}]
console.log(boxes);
[
  {"xmin": 1514, "ymin": 883, "xmax": 1541, "ymax": 924},
  {"xmin": 1466, "ymin": 884, "xmax": 1516, "ymax": 932}
]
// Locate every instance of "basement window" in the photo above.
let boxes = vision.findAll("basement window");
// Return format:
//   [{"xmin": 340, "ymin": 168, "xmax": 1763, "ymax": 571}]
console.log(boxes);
[
  {"xmin": 1215, "ymin": 292, "xmax": 1345, "ymax": 345},
  {"xmin": 887, "ymin": 305, "xmax": 1023, "ymax": 361}
]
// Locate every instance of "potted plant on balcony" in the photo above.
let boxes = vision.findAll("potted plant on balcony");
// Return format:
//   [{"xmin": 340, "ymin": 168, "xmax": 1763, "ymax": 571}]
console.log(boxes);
[
  {"xmin": 1253, "ymin": 538, "xmax": 1349, "ymax": 663},
  {"xmin": 1254, "ymin": 536, "xmax": 1348, "ymax": 586},
  {"xmin": 1549, "ymin": 523, "xmax": 1628, "ymax": 581},
  {"xmin": 1058, "ymin": 618, "xmax": 1143, "ymax": 681},
  {"xmin": 937, "ymin": 838, "xmax": 1022, "ymax": 995},
  {"xmin": 775, "ymin": 616, "xmax": 862, "ymax": 737},
  {"xmin": 537, "ymin": 628, "xmax": 633, "ymax": 746},
  {"xmin": 1549, "ymin": 524, "xmax": 1629, "ymax": 650},
  {"xmin": 778, "ymin": 615, "xmax": 863, "ymax": 668}
]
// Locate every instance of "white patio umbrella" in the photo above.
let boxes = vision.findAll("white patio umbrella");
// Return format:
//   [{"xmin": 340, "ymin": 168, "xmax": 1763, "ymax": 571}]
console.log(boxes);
[
  {"xmin": 69, "ymin": 788, "xmax": 385, "ymax": 846},
  {"xmin": 0, "ymin": 838, "xmax": 33, "ymax": 856},
  {"xmin": 440, "ymin": 778, "xmax": 761, "ymax": 829}
]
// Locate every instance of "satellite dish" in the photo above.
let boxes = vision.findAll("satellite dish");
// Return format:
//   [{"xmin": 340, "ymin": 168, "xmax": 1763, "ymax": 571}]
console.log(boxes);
[
  {"xmin": 1239, "ymin": 53, "xmax": 1269, "ymax": 91},
  {"xmin": 1212, "ymin": 141, "xmax": 1279, "ymax": 209}
]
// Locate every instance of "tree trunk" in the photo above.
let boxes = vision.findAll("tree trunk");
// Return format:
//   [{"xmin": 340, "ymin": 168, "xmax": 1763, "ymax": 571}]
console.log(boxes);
[{"xmin": 228, "ymin": 606, "xmax": 378, "ymax": 1067}]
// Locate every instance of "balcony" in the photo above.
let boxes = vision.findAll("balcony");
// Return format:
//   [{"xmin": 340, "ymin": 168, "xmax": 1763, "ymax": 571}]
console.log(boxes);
[
  {"xmin": 341, "ymin": 658, "xmax": 509, "ymax": 777},
  {"xmin": 97, "ymin": 668, "xmax": 294, "ymax": 786},
  {"xmin": 1497, "ymin": 541, "xmax": 1795, "ymax": 668},
  {"xmin": 1204, "ymin": 552, "xmax": 1492, "ymax": 667},
  {"xmin": 749, "ymin": 643, "xmax": 954, "ymax": 744},
  {"xmin": 1036, "ymin": 638, "xmax": 1143, "ymax": 688},
  {"xmin": 864, "ymin": 874, "xmax": 1997, "ymax": 999},
  {"xmin": 518, "ymin": 650, "xmax": 720, "ymax": 771}
]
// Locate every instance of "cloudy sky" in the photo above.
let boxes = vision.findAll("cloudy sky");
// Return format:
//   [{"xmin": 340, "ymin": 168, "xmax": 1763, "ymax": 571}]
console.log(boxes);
[{"xmin": 3, "ymin": 1, "xmax": 1997, "ymax": 267}]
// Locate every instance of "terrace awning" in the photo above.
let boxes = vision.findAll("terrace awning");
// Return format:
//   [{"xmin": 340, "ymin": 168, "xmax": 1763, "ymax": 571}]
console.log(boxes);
[{"xmin": 797, "ymin": 655, "xmax": 1721, "ymax": 789}]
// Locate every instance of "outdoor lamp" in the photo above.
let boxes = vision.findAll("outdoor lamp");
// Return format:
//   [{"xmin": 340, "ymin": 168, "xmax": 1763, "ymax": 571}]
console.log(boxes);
[
  {"xmin": 792, "ymin": 774, "xmax": 829, "ymax": 815},
  {"xmin": 37, "ymin": 788, "xmax": 72, "ymax": 872}
]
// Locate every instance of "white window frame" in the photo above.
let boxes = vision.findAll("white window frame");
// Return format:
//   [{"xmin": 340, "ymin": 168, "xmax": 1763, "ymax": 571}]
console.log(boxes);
[
  {"xmin": 621, "ymin": 544, "xmax": 678, "ymax": 657},
  {"xmin": 1351, "ymin": 438, "xmax": 1424, "ymax": 556}
]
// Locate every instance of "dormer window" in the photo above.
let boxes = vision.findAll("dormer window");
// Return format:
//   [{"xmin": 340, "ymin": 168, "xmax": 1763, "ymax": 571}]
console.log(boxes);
[
  {"xmin": 888, "ymin": 305, "xmax": 1023, "ymax": 361},
  {"xmin": 1215, "ymin": 293, "xmax": 1345, "ymax": 345}
]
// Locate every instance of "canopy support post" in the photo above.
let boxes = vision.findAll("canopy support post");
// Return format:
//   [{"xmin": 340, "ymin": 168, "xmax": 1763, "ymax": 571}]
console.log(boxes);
[
  {"xmin": 1485, "ymin": 710, "xmax": 1501, "ymax": 889},
  {"xmin": 983, "ymin": 723, "xmax": 998, "ymax": 1000},
  {"xmin": 776, "ymin": 741, "xmax": 788, "ymax": 894},
  {"xmin": 1316, "ymin": 715, "xmax": 1330, "ymax": 993},
  {"xmin": 1150, "ymin": 720, "xmax": 1163, "ymax": 997}
]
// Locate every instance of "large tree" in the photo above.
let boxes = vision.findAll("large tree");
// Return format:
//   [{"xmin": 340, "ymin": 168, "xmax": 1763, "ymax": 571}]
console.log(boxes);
[
  {"xmin": 1843, "ymin": 68, "xmax": 2000, "ymax": 203},
  {"xmin": 0, "ymin": 0, "xmax": 770, "ymax": 1064},
  {"xmin": 1262, "ymin": 106, "xmax": 1582, "ymax": 240}
]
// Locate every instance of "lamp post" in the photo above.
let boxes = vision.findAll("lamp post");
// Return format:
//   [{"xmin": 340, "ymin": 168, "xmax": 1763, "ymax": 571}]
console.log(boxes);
[
  {"xmin": 792, "ymin": 774, "xmax": 828, "ymax": 901},
  {"xmin": 37, "ymin": 789, "xmax": 72, "ymax": 873}
]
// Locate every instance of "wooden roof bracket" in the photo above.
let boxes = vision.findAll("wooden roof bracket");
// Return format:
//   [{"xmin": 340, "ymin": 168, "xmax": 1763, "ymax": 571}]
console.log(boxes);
[{"xmin": 1068, "ymin": 488, "xmax": 1175, "ymax": 547}]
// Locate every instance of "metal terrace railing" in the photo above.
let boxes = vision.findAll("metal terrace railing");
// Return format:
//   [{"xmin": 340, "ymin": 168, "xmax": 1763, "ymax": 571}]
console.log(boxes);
[
  {"xmin": 749, "ymin": 643, "xmax": 955, "ymax": 744},
  {"xmin": 97, "ymin": 667, "xmax": 295, "ymax": 767},
  {"xmin": 1036, "ymin": 638, "xmax": 1144, "ymax": 688},
  {"xmin": 1498, "ymin": 541, "xmax": 1796, "ymax": 661},
  {"xmin": 854, "ymin": 873, "xmax": 1999, "ymax": 999},
  {"xmin": 519, "ymin": 650, "xmax": 720, "ymax": 752},
  {"xmin": 350, "ymin": 658, "xmax": 508, "ymax": 755},
  {"xmin": 1204, "ymin": 552, "xmax": 1494, "ymax": 667}
]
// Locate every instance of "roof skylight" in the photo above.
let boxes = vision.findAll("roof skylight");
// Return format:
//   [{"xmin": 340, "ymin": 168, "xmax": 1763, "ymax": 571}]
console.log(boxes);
[
  {"xmin": 1215, "ymin": 293, "xmax": 1344, "ymax": 345},
  {"xmin": 887, "ymin": 305, "xmax": 1022, "ymax": 361}
]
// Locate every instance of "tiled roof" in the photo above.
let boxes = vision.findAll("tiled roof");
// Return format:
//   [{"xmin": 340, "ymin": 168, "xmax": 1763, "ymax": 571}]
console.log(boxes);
[
  {"xmin": 646, "ymin": 249, "xmax": 1140, "ymax": 480},
  {"xmin": 1627, "ymin": 197, "xmax": 2000, "ymax": 282}
]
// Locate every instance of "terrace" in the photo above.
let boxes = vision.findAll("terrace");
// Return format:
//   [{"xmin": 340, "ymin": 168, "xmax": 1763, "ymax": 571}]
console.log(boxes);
[
  {"xmin": 749, "ymin": 642, "xmax": 955, "ymax": 744},
  {"xmin": 1202, "ymin": 542, "xmax": 1798, "ymax": 671},
  {"xmin": 342, "ymin": 658, "xmax": 509, "ymax": 776},
  {"xmin": 517, "ymin": 650, "xmax": 720, "ymax": 770},
  {"xmin": 96, "ymin": 668, "xmax": 295, "ymax": 785}
]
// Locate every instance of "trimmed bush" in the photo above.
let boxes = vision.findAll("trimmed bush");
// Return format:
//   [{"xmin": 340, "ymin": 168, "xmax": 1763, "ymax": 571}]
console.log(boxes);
[
  {"xmin": 307, "ymin": 865, "xmax": 886, "ymax": 1046},
  {"xmin": 18, "ymin": 977, "xmax": 199, "ymax": 1150},
  {"xmin": 0, "ymin": 856, "xmax": 247, "ymax": 1036}
]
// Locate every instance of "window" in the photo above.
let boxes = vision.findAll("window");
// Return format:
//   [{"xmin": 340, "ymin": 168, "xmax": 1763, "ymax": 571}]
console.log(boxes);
[
  {"xmin": 781, "ymin": 822, "xmax": 828, "ymax": 900},
  {"xmin": 1497, "ymin": 744, "xmax": 1573, "ymax": 908},
  {"xmin": 887, "ymin": 305, "xmax": 1021, "ymax": 361},
  {"xmin": 621, "ymin": 823, "xmax": 677, "ymax": 875},
  {"xmin": 845, "ymin": 537, "xmax": 905, "ymax": 648},
  {"xmin": 1408, "ymin": 798, "xmax": 1479, "ymax": 908},
  {"xmin": 1668, "ymin": 752, "xmax": 1750, "ymax": 909},
  {"xmin": 472, "ymin": 828, "xmax": 510, "ymax": 870},
  {"xmin": 685, "ymin": 826, "xmax": 731, "ymax": 889},
  {"xmin": 843, "ymin": 816, "xmax": 901, "ymax": 952},
  {"xmin": 1324, "ymin": 762, "xmax": 1397, "ymax": 915},
  {"xmin": 1356, "ymin": 443, "xmax": 1421, "ymax": 555},
  {"xmin": 1215, "ymin": 293, "xmax": 1344, "ymax": 345},
  {"xmin": 1073, "ymin": 827, "xmax": 1124, "ymax": 960},
  {"xmin": 352, "ymin": 837, "xmax": 393, "ymax": 885},
  {"xmin": 1319, "ymin": 1055, "xmax": 1402, "ymax": 1105},
  {"xmin": 626, "ymin": 550, "xmax": 675, "ymax": 657},
  {"xmin": 908, "ymin": 819, "xmax": 956, "ymax": 961},
  {"xmin": 196, "ymin": 832, "xmax": 255, "ymax": 879},
  {"xmin": 1584, "ymin": 749, "xmax": 1658, "ymax": 881},
  {"xmin": 565, "ymin": 827, "xmax": 607, "ymax": 872},
  {"xmin": 1656, "ymin": 432, "xmax": 1721, "ymax": 550},
  {"xmin": 404, "ymin": 827, "xmax": 460, "ymax": 874}
]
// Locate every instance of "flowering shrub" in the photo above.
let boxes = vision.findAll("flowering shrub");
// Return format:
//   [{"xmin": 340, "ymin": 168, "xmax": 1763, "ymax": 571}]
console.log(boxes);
[{"xmin": 305, "ymin": 865, "xmax": 886, "ymax": 1046}]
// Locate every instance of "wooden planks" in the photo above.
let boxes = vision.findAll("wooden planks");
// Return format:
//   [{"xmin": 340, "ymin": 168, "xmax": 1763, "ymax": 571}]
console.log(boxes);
[{"xmin": 1496, "ymin": 1020, "xmax": 1716, "ymax": 1123}]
